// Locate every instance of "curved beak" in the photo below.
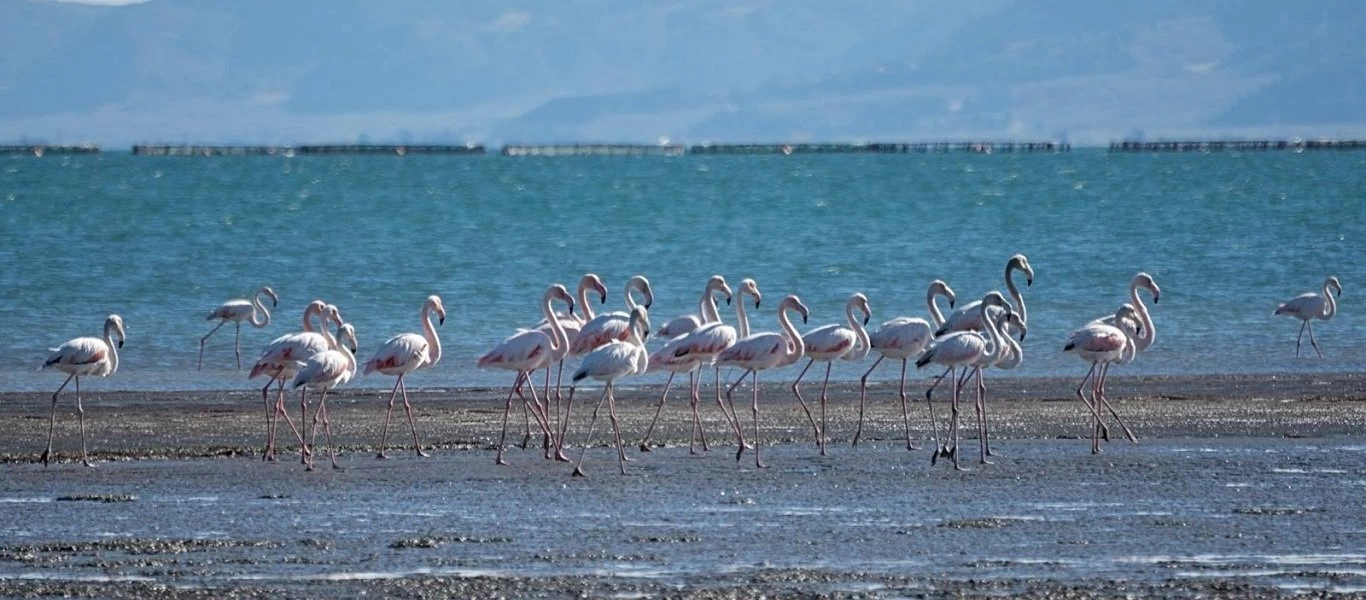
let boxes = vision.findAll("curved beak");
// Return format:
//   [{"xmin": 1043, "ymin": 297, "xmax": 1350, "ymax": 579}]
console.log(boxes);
[
  {"xmin": 117, "ymin": 340, "xmax": 124, "ymax": 349},
  {"xmin": 438, "ymin": 316, "xmax": 446, "ymax": 326},
  {"xmin": 863, "ymin": 315, "xmax": 870, "ymax": 326},
  {"xmin": 726, "ymin": 297, "xmax": 732, "ymax": 306}
]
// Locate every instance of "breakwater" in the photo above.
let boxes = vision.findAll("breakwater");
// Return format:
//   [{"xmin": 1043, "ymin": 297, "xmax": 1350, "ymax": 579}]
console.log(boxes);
[
  {"xmin": 1108, "ymin": 139, "xmax": 1366, "ymax": 152},
  {"xmin": 689, "ymin": 141, "xmax": 1067, "ymax": 154},
  {"xmin": 131, "ymin": 144, "xmax": 486, "ymax": 156},
  {"xmin": 502, "ymin": 143, "xmax": 686, "ymax": 156},
  {"xmin": 0, "ymin": 144, "xmax": 99, "ymax": 156}
]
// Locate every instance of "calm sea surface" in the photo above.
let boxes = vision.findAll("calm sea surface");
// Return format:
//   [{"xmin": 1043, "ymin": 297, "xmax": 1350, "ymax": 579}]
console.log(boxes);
[{"xmin": 1, "ymin": 151, "xmax": 1363, "ymax": 392}]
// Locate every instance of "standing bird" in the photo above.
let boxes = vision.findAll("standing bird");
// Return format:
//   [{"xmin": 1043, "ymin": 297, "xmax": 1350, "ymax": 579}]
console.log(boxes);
[
  {"xmin": 363, "ymin": 295, "xmax": 446, "ymax": 459},
  {"xmin": 249, "ymin": 301, "xmax": 341, "ymax": 462},
  {"xmin": 294, "ymin": 322, "xmax": 359, "ymax": 471},
  {"xmin": 1096, "ymin": 272, "xmax": 1161, "ymax": 354},
  {"xmin": 568, "ymin": 275, "xmax": 654, "ymax": 356},
  {"xmin": 657, "ymin": 275, "xmax": 733, "ymax": 338},
  {"xmin": 1275, "ymin": 276, "xmax": 1341, "ymax": 358},
  {"xmin": 40, "ymin": 314, "xmax": 126, "ymax": 467},
  {"xmin": 855, "ymin": 280, "xmax": 955, "ymax": 449},
  {"xmin": 199, "ymin": 286, "xmax": 278, "ymax": 370},
  {"xmin": 477, "ymin": 284, "xmax": 576, "ymax": 465},
  {"xmin": 716, "ymin": 295, "xmax": 810, "ymax": 468},
  {"xmin": 569, "ymin": 307, "xmax": 651, "ymax": 476},
  {"xmin": 915, "ymin": 292, "xmax": 1010, "ymax": 470},
  {"xmin": 938, "ymin": 254, "xmax": 1033, "ymax": 336},
  {"xmin": 1064, "ymin": 305, "xmax": 1142, "ymax": 454},
  {"xmin": 793, "ymin": 293, "xmax": 871, "ymax": 455}
]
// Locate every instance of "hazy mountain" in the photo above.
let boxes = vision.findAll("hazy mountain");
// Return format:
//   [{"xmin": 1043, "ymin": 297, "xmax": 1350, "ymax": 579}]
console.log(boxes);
[{"xmin": 2, "ymin": 0, "xmax": 1363, "ymax": 146}]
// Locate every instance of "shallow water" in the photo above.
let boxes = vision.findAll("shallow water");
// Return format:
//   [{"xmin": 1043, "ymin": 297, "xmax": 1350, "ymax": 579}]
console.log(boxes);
[
  {"xmin": 3, "ymin": 437, "xmax": 1365, "ymax": 593},
  {"xmin": 2, "ymin": 151, "xmax": 1364, "ymax": 392}
]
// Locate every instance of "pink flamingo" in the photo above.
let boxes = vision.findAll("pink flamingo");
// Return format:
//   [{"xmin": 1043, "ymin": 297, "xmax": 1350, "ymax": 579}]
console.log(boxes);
[
  {"xmin": 293, "ymin": 322, "xmax": 359, "ymax": 471},
  {"xmin": 657, "ymin": 275, "xmax": 733, "ymax": 337},
  {"xmin": 363, "ymin": 295, "xmax": 446, "ymax": 459},
  {"xmin": 793, "ymin": 293, "xmax": 871, "ymax": 455},
  {"xmin": 521, "ymin": 273, "xmax": 607, "ymax": 447},
  {"xmin": 1275, "ymin": 276, "xmax": 1341, "ymax": 358},
  {"xmin": 938, "ymin": 254, "xmax": 1033, "ymax": 336},
  {"xmin": 568, "ymin": 275, "xmax": 654, "ymax": 356},
  {"xmin": 640, "ymin": 277, "xmax": 751, "ymax": 453},
  {"xmin": 477, "ymin": 284, "xmax": 575, "ymax": 465},
  {"xmin": 568, "ymin": 307, "xmax": 651, "ymax": 476},
  {"xmin": 716, "ymin": 294, "xmax": 810, "ymax": 468},
  {"xmin": 915, "ymin": 292, "xmax": 1010, "ymax": 470},
  {"xmin": 855, "ymin": 279, "xmax": 955, "ymax": 449},
  {"xmin": 1087, "ymin": 272, "xmax": 1161, "ymax": 442},
  {"xmin": 249, "ymin": 301, "xmax": 342, "ymax": 462},
  {"xmin": 1065, "ymin": 304, "xmax": 1142, "ymax": 453},
  {"xmin": 199, "ymin": 286, "xmax": 277, "ymax": 370},
  {"xmin": 40, "ymin": 314, "xmax": 126, "ymax": 467}
]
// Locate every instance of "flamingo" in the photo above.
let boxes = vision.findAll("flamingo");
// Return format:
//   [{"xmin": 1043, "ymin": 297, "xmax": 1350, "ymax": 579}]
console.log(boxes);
[
  {"xmin": 568, "ymin": 307, "xmax": 651, "ymax": 476},
  {"xmin": 937, "ymin": 254, "xmax": 1033, "ymax": 336},
  {"xmin": 1275, "ymin": 276, "xmax": 1341, "ymax": 358},
  {"xmin": 716, "ymin": 294, "xmax": 810, "ymax": 468},
  {"xmin": 1065, "ymin": 304, "xmax": 1143, "ymax": 453},
  {"xmin": 249, "ymin": 301, "xmax": 342, "ymax": 462},
  {"xmin": 568, "ymin": 275, "xmax": 654, "ymax": 357},
  {"xmin": 657, "ymin": 275, "xmax": 733, "ymax": 337},
  {"xmin": 1088, "ymin": 273, "xmax": 1161, "ymax": 441},
  {"xmin": 363, "ymin": 295, "xmax": 446, "ymax": 459},
  {"xmin": 477, "ymin": 284, "xmax": 575, "ymax": 465},
  {"xmin": 793, "ymin": 293, "xmax": 871, "ymax": 455},
  {"xmin": 520, "ymin": 273, "xmax": 607, "ymax": 447},
  {"xmin": 972, "ymin": 310, "xmax": 1027, "ymax": 458},
  {"xmin": 640, "ymin": 277, "xmax": 750, "ymax": 453},
  {"xmin": 293, "ymin": 322, "xmax": 359, "ymax": 471},
  {"xmin": 199, "ymin": 286, "xmax": 277, "ymax": 370},
  {"xmin": 915, "ymin": 292, "xmax": 1010, "ymax": 470},
  {"xmin": 40, "ymin": 314, "xmax": 126, "ymax": 467},
  {"xmin": 854, "ymin": 279, "xmax": 955, "ymax": 449}
]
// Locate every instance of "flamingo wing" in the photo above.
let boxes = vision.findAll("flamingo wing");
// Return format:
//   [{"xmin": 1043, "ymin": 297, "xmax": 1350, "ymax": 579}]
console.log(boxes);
[
  {"xmin": 1064, "ymin": 324, "xmax": 1127, "ymax": 353},
  {"xmin": 870, "ymin": 318, "xmax": 931, "ymax": 354},
  {"xmin": 477, "ymin": 330, "xmax": 552, "ymax": 369},
  {"xmin": 364, "ymin": 333, "xmax": 428, "ymax": 375},
  {"xmin": 207, "ymin": 299, "xmax": 253, "ymax": 321},
  {"xmin": 658, "ymin": 314, "xmax": 703, "ymax": 338},
  {"xmin": 917, "ymin": 331, "xmax": 985, "ymax": 368},
  {"xmin": 44, "ymin": 337, "xmax": 108, "ymax": 369},
  {"xmin": 717, "ymin": 333, "xmax": 785, "ymax": 367},
  {"xmin": 570, "ymin": 312, "xmax": 631, "ymax": 355},
  {"xmin": 669, "ymin": 322, "xmax": 737, "ymax": 359},
  {"xmin": 802, "ymin": 324, "xmax": 855, "ymax": 358},
  {"xmin": 938, "ymin": 300, "xmax": 985, "ymax": 335},
  {"xmin": 1274, "ymin": 293, "xmax": 1323, "ymax": 318},
  {"xmin": 291, "ymin": 349, "xmax": 350, "ymax": 389},
  {"xmin": 251, "ymin": 332, "xmax": 330, "ymax": 377},
  {"xmin": 573, "ymin": 341, "xmax": 642, "ymax": 382}
]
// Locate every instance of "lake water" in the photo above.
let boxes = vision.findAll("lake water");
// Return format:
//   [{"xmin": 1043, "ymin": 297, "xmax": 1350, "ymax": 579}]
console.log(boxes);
[{"xmin": 1, "ymin": 150, "xmax": 1363, "ymax": 392}]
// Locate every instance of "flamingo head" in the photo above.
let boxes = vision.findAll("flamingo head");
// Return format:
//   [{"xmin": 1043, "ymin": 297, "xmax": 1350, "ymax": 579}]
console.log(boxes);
[
  {"xmin": 581, "ymin": 273, "xmax": 608, "ymax": 304},
  {"xmin": 550, "ymin": 283, "xmax": 576, "ymax": 316},
  {"xmin": 1009, "ymin": 254, "xmax": 1034, "ymax": 287},
  {"xmin": 104, "ymin": 314, "xmax": 126, "ymax": 348},
  {"xmin": 628, "ymin": 306, "xmax": 651, "ymax": 341},
  {"xmin": 629, "ymin": 275, "xmax": 654, "ymax": 309},
  {"xmin": 1134, "ymin": 272, "xmax": 1161, "ymax": 304},
  {"xmin": 981, "ymin": 291, "xmax": 1010, "ymax": 312},
  {"xmin": 1328, "ymin": 276, "xmax": 1342, "ymax": 297},
  {"xmin": 739, "ymin": 278, "xmax": 761, "ymax": 308},
  {"xmin": 707, "ymin": 275, "xmax": 733, "ymax": 306},
  {"xmin": 1003, "ymin": 311, "xmax": 1027, "ymax": 341},
  {"xmin": 850, "ymin": 293, "xmax": 871, "ymax": 325},
  {"xmin": 930, "ymin": 279, "xmax": 956, "ymax": 308},
  {"xmin": 427, "ymin": 294, "xmax": 447, "ymax": 326},
  {"xmin": 338, "ymin": 323, "xmax": 358, "ymax": 353},
  {"xmin": 1114, "ymin": 303, "xmax": 1142, "ymax": 337},
  {"xmin": 783, "ymin": 295, "xmax": 810, "ymax": 324},
  {"xmin": 326, "ymin": 304, "xmax": 344, "ymax": 328},
  {"xmin": 260, "ymin": 286, "xmax": 279, "ymax": 307}
]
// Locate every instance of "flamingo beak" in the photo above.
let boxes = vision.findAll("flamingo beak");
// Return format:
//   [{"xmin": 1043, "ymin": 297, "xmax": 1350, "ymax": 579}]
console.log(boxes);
[
  {"xmin": 726, "ymin": 297, "xmax": 732, "ymax": 306},
  {"xmin": 439, "ymin": 316, "xmax": 446, "ymax": 326},
  {"xmin": 754, "ymin": 299, "xmax": 761, "ymax": 309},
  {"xmin": 863, "ymin": 315, "xmax": 870, "ymax": 325},
  {"xmin": 117, "ymin": 340, "xmax": 124, "ymax": 349}
]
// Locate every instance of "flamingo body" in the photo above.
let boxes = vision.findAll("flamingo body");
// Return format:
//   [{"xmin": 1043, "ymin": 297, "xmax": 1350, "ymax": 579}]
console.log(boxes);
[{"xmin": 40, "ymin": 314, "xmax": 126, "ymax": 467}]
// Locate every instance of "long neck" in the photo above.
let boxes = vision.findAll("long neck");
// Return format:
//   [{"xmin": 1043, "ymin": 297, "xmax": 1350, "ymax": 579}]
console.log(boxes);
[
  {"xmin": 1321, "ymin": 280, "xmax": 1338, "ymax": 320},
  {"xmin": 927, "ymin": 286, "xmax": 948, "ymax": 328},
  {"xmin": 735, "ymin": 295, "xmax": 752, "ymax": 338},
  {"xmin": 321, "ymin": 313, "xmax": 338, "ymax": 349},
  {"xmin": 421, "ymin": 302, "xmax": 442, "ymax": 365},
  {"xmin": 980, "ymin": 308, "xmax": 1005, "ymax": 365},
  {"xmin": 623, "ymin": 281, "xmax": 640, "ymax": 311},
  {"xmin": 341, "ymin": 339, "xmax": 357, "ymax": 374},
  {"xmin": 778, "ymin": 306, "xmax": 805, "ymax": 360},
  {"xmin": 302, "ymin": 305, "xmax": 319, "ymax": 333},
  {"xmin": 103, "ymin": 325, "xmax": 120, "ymax": 376},
  {"xmin": 699, "ymin": 286, "xmax": 720, "ymax": 323},
  {"xmin": 1129, "ymin": 281, "xmax": 1156, "ymax": 352},
  {"xmin": 577, "ymin": 284, "xmax": 597, "ymax": 321},
  {"xmin": 250, "ymin": 290, "xmax": 272, "ymax": 328},
  {"xmin": 846, "ymin": 304, "xmax": 871, "ymax": 361},
  {"xmin": 1005, "ymin": 267, "xmax": 1027, "ymax": 327},
  {"xmin": 542, "ymin": 293, "xmax": 569, "ymax": 353},
  {"xmin": 996, "ymin": 319, "xmax": 1022, "ymax": 368},
  {"xmin": 1119, "ymin": 336, "xmax": 1137, "ymax": 364}
]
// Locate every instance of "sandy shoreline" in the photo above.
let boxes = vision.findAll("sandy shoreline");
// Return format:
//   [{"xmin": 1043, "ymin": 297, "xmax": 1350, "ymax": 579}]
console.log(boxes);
[{"xmin": 3, "ymin": 372, "xmax": 1364, "ymax": 463}]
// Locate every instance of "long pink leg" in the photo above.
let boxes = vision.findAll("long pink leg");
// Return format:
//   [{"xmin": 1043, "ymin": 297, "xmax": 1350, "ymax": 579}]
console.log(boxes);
[
  {"xmin": 571, "ymin": 386, "xmax": 612, "ymax": 477},
  {"xmin": 606, "ymin": 384, "xmax": 628, "ymax": 474},
  {"xmin": 689, "ymin": 370, "xmax": 710, "ymax": 452},
  {"xmin": 298, "ymin": 388, "xmax": 311, "ymax": 465},
  {"xmin": 495, "ymin": 375, "xmax": 519, "ymax": 465},
  {"xmin": 400, "ymin": 377, "xmax": 427, "ymax": 456},
  {"xmin": 261, "ymin": 377, "xmax": 277, "ymax": 461},
  {"xmin": 715, "ymin": 366, "xmax": 746, "ymax": 444},
  {"xmin": 198, "ymin": 320, "xmax": 227, "ymax": 371},
  {"xmin": 1294, "ymin": 320, "xmax": 1307, "ymax": 357},
  {"xmin": 1095, "ymin": 363, "xmax": 1137, "ymax": 443},
  {"xmin": 378, "ymin": 375, "xmax": 403, "ymax": 458},
  {"xmin": 522, "ymin": 378, "xmax": 558, "ymax": 460},
  {"xmin": 271, "ymin": 377, "xmax": 306, "ymax": 460},
  {"xmin": 1073, "ymin": 363, "xmax": 1104, "ymax": 454},
  {"xmin": 899, "ymin": 359, "xmax": 920, "ymax": 450},
  {"xmin": 75, "ymin": 377, "xmax": 93, "ymax": 467},
  {"xmin": 750, "ymin": 371, "xmax": 767, "ymax": 468},
  {"xmin": 311, "ymin": 389, "xmax": 340, "ymax": 470},
  {"xmin": 725, "ymin": 369, "xmax": 754, "ymax": 457},
  {"xmin": 948, "ymin": 368, "xmax": 967, "ymax": 471},
  {"xmin": 43, "ymin": 373, "xmax": 75, "ymax": 467},
  {"xmin": 974, "ymin": 369, "xmax": 991, "ymax": 464},
  {"xmin": 233, "ymin": 322, "xmax": 242, "ymax": 370},
  {"xmin": 854, "ymin": 355, "xmax": 884, "ymax": 447},
  {"xmin": 789, "ymin": 358, "xmax": 823, "ymax": 445},
  {"xmin": 925, "ymin": 366, "xmax": 955, "ymax": 460},
  {"xmin": 1307, "ymin": 320, "xmax": 1324, "ymax": 358},
  {"xmin": 816, "ymin": 362, "xmax": 833, "ymax": 455},
  {"xmin": 639, "ymin": 371, "xmax": 675, "ymax": 452}
]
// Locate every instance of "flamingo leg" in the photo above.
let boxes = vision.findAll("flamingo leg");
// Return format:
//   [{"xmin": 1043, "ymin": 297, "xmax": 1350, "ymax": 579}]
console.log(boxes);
[
  {"xmin": 689, "ymin": 370, "xmax": 710, "ymax": 452},
  {"xmin": 261, "ymin": 377, "xmax": 277, "ymax": 461},
  {"xmin": 639, "ymin": 371, "xmax": 675, "ymax": 452},
  {"xmin": 790, "ymin": 358, "xmax": 823, "ymax": 446},
  {"xmin": 974, "ymin": 369, "xmax": 991, "ymax": 465},
  {"xmin": 197, "ymin": 320, "xmax": 227, "ymax": 371},
  {"xmin": 522, "ymin": 378, "xmax": 557, "ymax": 460},
  {"xmin": 854, "ymin": 355, "xmax": 884, "ymax": 447},
  {"xmin": 234, "ymin": 322, "xmax": 242, "ymax": 370},
  {"xmin": 313, "ymin": 389, "xmax": 340, "ymax": 470},
  {"xmin": 43, "ymin": 373, "xmax": 74, "ymax": 466},
  {"xmin": 948, "ymin": 369, "xmax": 967, "ymax": 471},
  {"xmin": 571, "ymin": 386, "xmax": 611, "ymax": 477},
  {"xmin": 75, "ymin": 376, "xmax": 93, "ymax": 467},
  {"xmin": 899, "ymin": 359, "xmax": 920, "ymax": 451},
  {"xmin": 725, "ymin": 369, "xmax": 754, "ymax": 456},
  {"xmin": 925, "ymin": 366, "xmax": 955, "ymax": 462},
  {"xmin": 1073, "ymin": 362, "xmax": 1104, "ymax": 454},
  {"xmin": 715, "ymin": 365, "xmax": 745, "ymax": 444},
  {"xmin": 541, "ymin": 367, "xmax": 555, "ymax": 452},
  {"xmin": 496, "ymin": 375, "xmax": 519, "ymax": 465},
  {"xmin": 751, "ymin": 371, "xmax": 767, "ymax": 469},
  {"xmin": 1307, "ymin": 320, "xmax": 1324, "ymax": 358},
  {"xmin": 1095, "ymin": 362, "xmax": 1137, "ymax": 443},
  {"xmin": 400, "ymin": 377, "xmax": 427, "ymax": 457},
  {"xmin": 817, "ymin": 362, "xmax": 833, "ymax": 456},
  {"xmin": 1294, "ymin": 320, "xmax": 1307, "ymax": 357},
  {"xmin": 378, "ymin": 375, "xmax": 402, "ymax": 459},
  {"xmin": 557, "ymin": 385, "xmax": 577, "ymax": 461},
  {"xmin": 606, "ymin": 384, "xmax": 628, "ymax": 474},
  {"xmin": 272, "ymin": 377, "xmax": 306, "ymax": 461},
  {"xmin": 298, "ymin": 388, "xmax": 311, "ymax": 465},
  {"xmin": 513, "ymin": 374, "xmax": 533, "ymax": 450}
]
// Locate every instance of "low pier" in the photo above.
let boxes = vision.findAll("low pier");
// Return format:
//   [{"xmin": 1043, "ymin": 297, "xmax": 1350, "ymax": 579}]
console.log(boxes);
[
  {"xmin": 0, "ymin": 144, "xmax": 99, "ymax": 156},
  {"xmin": 1109, "ymin": 139, "xmax": 1366, "ymax": 153},
  {"xmin": 688, "ymin": 141, "xmax": 1067, "ymax": 154},
  {"xmin": 131, "ymin": 144, "xmax": 485, "ymax": 157},
  {"xmin": 502, "ymin": 143, "xmax": 686, "ymax": 156}
]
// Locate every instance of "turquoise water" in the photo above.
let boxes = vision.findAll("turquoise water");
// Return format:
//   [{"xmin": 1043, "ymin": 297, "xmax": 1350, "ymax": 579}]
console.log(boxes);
[{"xmin": 1, "ymin": 151, "xmax": 1362, "ymax": 392}]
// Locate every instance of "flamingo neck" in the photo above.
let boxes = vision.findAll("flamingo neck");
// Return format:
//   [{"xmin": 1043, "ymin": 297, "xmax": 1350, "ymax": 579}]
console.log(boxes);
[
  {"xmin": 302, "ymin": 304, "xmax": 321, "ymax": 333},
  {"xmin": 846, "ymin": 301, "xmax": 871, "ymax": 361},
  {"xmin": 577, "ymin": 282, "xmax": 597, "ymax": 322},
  {"xmin": 1321, "ymin": 279, "xmax": 1339, "ymax": 320},
  {"xmin": 778, "ymin": 305, "xmax": 805, "ymax": 360},
  {"xmin": 1129, "ymin": 280, "xmax": 1156, "ymax": 352},
  {"xmin": 735, "ymin": 292, "xmax": 753, "ymax": 339},
  {"xmin": 699, "ymin": 285, "xmax": 721, "ymax": 324},
  {"xmin": 979, "ymin": 305, "xmax": 1005, "ymax": 365},
  {"xmin": 250, "ymin": 288, "xmax": 272, "ymax": 328},
  {"xmin": 927, "ymin": 285, "xmax": 949, "ymax": 328},
  {"xmin": 103, "ymin": 322, "xmax": 120, "ymax": 376},
  {"xmin": 1005, "ymin": 267, "xmax": 1027, "ymax": 327},
  {"xmin": 996, "ymin": 317, "xmax": 1022, "ymax": 368},
  {"xmin": 541, "ymin": 291, "xmax": 569, "ymax": 355},
  {"xmin": 321, "ymin": 312, "xmax": 338, "ymax": 350},
  {"xmin": 421, "ymin": 301, "xmax": 442, "ymax": 366}
]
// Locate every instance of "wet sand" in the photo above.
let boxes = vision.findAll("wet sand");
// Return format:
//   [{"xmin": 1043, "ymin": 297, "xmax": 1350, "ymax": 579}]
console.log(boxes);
[{"xmin": 3, "ymin": 372, "xmax": 1366, "ymax": 598}]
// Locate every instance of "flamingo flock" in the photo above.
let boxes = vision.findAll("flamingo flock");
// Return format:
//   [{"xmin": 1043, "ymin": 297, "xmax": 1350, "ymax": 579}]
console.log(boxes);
[{"xmin": 32, "ymin": 261, "xmax": 1345, "ymax": 475}]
